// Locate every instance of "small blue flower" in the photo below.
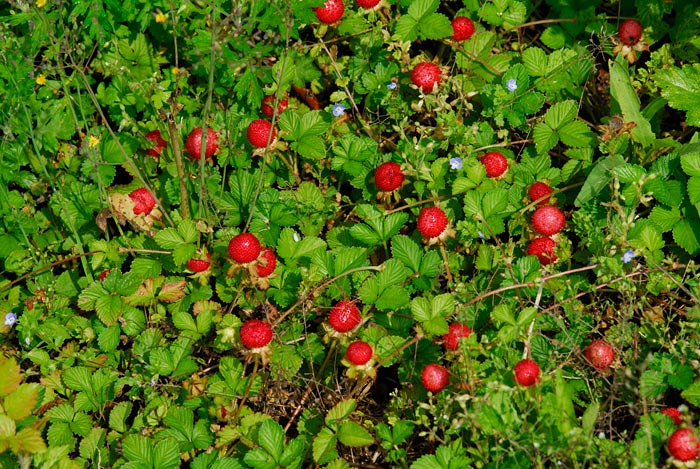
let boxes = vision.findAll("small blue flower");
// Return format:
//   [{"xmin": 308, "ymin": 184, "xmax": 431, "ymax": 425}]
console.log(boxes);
[
  {"xmin": 622, "ymin": 249, "xmax": 635, "ymax": 264},
  {"xmin": 332, "ymin": 104, "xmax": 346, "ymax": 117},
  {"xmin": 4, "ymin": 312, "xmax": 17, "ymax": 327},
  {"xmin": 386, "ymin": 82, "xmax": 397, "ymax": 90},
  {"xmin": 478, "ymin": 231, "xmax": 485, "ymax": 239},
  {"xmin": 449, "ymin": 157, "xmax": 462, "ymax": 170},
  {"xmin": 506, "ymin": 78, "xmax": 518, "ymax": 92}
]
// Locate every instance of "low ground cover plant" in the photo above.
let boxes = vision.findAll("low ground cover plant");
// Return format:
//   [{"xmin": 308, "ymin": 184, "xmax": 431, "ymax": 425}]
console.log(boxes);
[{"xmin": 1, "ymin": 0, "xmax": 700, "ymax": 467}]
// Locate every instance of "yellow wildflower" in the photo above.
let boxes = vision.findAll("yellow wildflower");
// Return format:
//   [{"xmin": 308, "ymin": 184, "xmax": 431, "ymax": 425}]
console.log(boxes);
[
  {"xmin": 155, "ymin": 12, "xmax": 167, "ymax": 23},
  {"xmin": 36, "ymin": 74, "xmax": 46, "ymax": 85},
  {"xmin": 88, "ymin": 136, "xmax": 101, "ymax": 148},
  {"xmin": 36, "ymin": 0, "xmax": 47, "ymax": 7}
]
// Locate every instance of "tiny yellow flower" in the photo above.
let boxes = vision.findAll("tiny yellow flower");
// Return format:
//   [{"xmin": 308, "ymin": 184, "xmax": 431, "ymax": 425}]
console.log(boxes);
[
  {"xmin": 171, "ymin": 67, "xmax": 179, "ymax": 76},
  {"xmin": 88, "ymin": 136, "xmax": 101, "ymax": 148},
  {"xmin": 36, "ymin": 0, "xmax": 47, "ymax": 7},
  {"xmin": 155, "ymin": 12, "xmax": 167, "ymax": 23},
  {"xmin": 36, "ymin": 74, "xmax": 47, "ymax": 85}
]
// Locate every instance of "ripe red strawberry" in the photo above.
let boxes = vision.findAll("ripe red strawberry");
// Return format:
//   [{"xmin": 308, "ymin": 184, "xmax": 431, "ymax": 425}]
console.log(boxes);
[
  {"xmin": 129, "ymin": 188, "xmax": 156, "ymax": 215},
  {"xmin": 240, "ymin": 319, "xmax": 273, "ymax": 349},
  {"xmin": 345, "ymin": 341, "xmax": 373, "ymax": 365},
  {"xmin": 531, "ymin": 205, "xmax": 565, "ymax": 236},
  {"xmin": 443, "ymin": 323, "xmax": 471, "ymax": 351},
  {"xmin": 228, "ymin": 233, "xmax": 262, "ymax": 264},
  {"xmin": 451, "ymin": 16, "xmax": 475, "ymax": 41},
  {"xmin": 328, "ymin": 299, "xmax": 361, "ymax": 333},
  {"xmin": 417, "ymin": 206, "xmax": 448, "ymax": 238},
  {"xmin": 374, "ymin": 161, "xmax": 404, "ymax": 192},
  {"xmin": 261, "ymin": 95, "xmax": 288, "ymax": 118},
  {"xmin": 255, "ymin": 248, "xmax": 277, "ymax": 277},
  {"xmin": 527, "ymin": 237, "xmax": 557, "ymax": 265},
  {"xmin": 480, "ymin": 151, "xmax": 508, "ymax": 178},
  {"xmin": 314, "ymin": 0, "xmax": 344, "ymax": 24},
  {"xmin": 668, "ymin": 428, "xmax": 700, "ymax": 462},
  {"xmin": 411, "ymin": 62, "xmax": 442, "ymax": 93},
  {"xmin": 584, "ymin": 339, "xmax": 614, "ymax": 369},
  {"xmin": 514, "ymin": 359, "xmax": 540, "ymax": 386},
  {"xmin": 528, "ymin": 182, "xmax": 552, "ymax": 205},
  {"xmin": 421, "ymin": 364, "xmax": 449, "ymax": 393},
  {"xmin": 187, "ymin": 254, "xmax": 211, "ymax": 273},
  {"xmin": 618, "ymin": 19, "xmax": 643, "ymax": 46},
  {"xmin": 145, "ymin": 129, "xmax": 167, "ymax": 157},
  {"xmin": 661, "ymin": 408, "xmax": 682, "ymax": 426},
  {"xmin": 247, "ymin": 119, "xmax": 276, "ymax": 148},
  {"xmin": 98, "ymin": 269, "xmax": 111, "ymax": 281},
  {"xmin": 356, "ymin": 0, "xmax": 380, "ymax": 8},
  {"xmin": 185, "ymin": 126, "xmax": 218, "ymax": 161}
]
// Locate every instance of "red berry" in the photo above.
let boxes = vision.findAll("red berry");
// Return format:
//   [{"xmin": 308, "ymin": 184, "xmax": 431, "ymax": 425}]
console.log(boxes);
[
  {"xmin": 145, "ymin": 129, "xmax": 167, "ymax": 157},
  {"xmin": 98, "ymin": 269, "xmax": 110, "ymax": 281},
  {"xmin": 314, "ymin": 0, "xmax": 344, "ymax": 24},
  {"xmin": 661, "ymin": 408, "xmax": 683, "ymax": 426},
  {"xmin": 185, "ymin": 126, "xmax": 219, "ymax": 161},
  {"xmin": 480, "ymin": 151, "xmax": 508, "ymax": 178},
  {"xmin": 531, "ymin": 205, "xmax": 565, "ymax": 236},
  {"xmin": 527, "ymin": 237, "xmax": 557, "ymax": 265},
  {"xmin": 618, "ymin": 19, "xmax": 643, "ymax": 46},
  {"xmin": 345, "ymin": 341, "xmax": 373, "ymax": 365},
  {"xmin": 129, "ymin": 188, "xmax": 156, "ymax": 215},
  {"xmin": 668, "ymin": 428, "xmax": 700, "ymax": 462},
  {"xmin": 443, "ymin": 323, "xmax": 471, "ymax": 351},
  {"xmin": 228, "ymin": 233, "xmax": 262, "ymax": 264},
  {"xmin": 255, "ymin": 248, "xmax": 277, "ymax": 277},
  {"xmin": 528, "ymin": 182, "xmax": 552, "ymax": 205},
  {"xmin": 451, "ymin": 16, "xmax": 475, "ymax": 41},
  {"xmin": 328, "ymin": 299, "xmax": 362, "ymax": 333},
  {"xmin": 421, "ymin": 364, "xmax": 449, "ymax": 393},
  {"xmin": 411, "ymin": 62, "xmax": 442, "ymax": 93},
  {"xmin": 247, "ymin": 119, "xmax": 276, "ymax": 148},
  {"xmin": 374, "ymin": 161, "xmax": 404, "ymax": 192},
  {"xmin": 417, "ymin": 206, "xmax": 448, "ymax": 238},
  {"xmin": 584, "ymin": 339, "xmax": 614, "ymax": 369},
  {"xmin": 240, "ymin": 319, "xmax": 273, "ymax": 349},
  {"xmin": 356, "ymin": 0, "xmax": 380, "ymax": 8},
  {"xmin": 261, "ymin": 95, "xmax": 288, "ymax": 118},
  {"xmin": 514, "ymin": 359, "xmax": 540, "ymax": 386},
  {"xmin": 187, "ymin": 254, "xmax": 211, "ymax": 273}
]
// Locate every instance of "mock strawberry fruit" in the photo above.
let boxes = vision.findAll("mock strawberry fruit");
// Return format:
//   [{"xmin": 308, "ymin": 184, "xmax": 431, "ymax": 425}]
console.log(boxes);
[
  {"xmin": 411, "ymin": 62, "xmax": 442, "ymax": 93},
  {"xmin": 185, "ymin": 126, "xmax": 218, "ymax": 161},
  {"xmin": 129, "ymin": 188, "xmax": 156, "ymax": 215},
  {"xmin": 443, "ymin": 323, "xmax": 471, "ymax": 351},
  {"xmin": 356, "ymin": 0, "xmax": 380, "ymax": 8},
  {"xmin": 480, "ymin": 151, "xmax": 508, "ymax": 178},
  {"xmin": 451, "ymin": 16, "xmax": 475, "ymax": 41},
  {"xmin": 240, "ymin": 319, "xmax": 273, "ymax": 349},
  {"xmin": 417, "ymin": 206, "xmax": 448, "ymax": 238},
  {"xmin": 661, "ymin": 408, "xmax": 682, "ymax": 426},
  {"xmin": 528, "ymin": 182, "xmax": 552, "ymax": 205},
  {"xmin": 531, "ymin": 205, "xmax": 565, "ymax": 236},
  {"xmin": 98, "ymin": 269, "xmax": 111, "ymax": 281},
  {"xmin": 668, "ymin": 428, "xmax": 700, "ymax": 462},
  {"xmin": 421, "ymin": 364, "xmax": 449, "ymax": 393},
  {"xmin": 187, "ymin": 254, "xmax": 211, "ymax": 273},
  {"xmin": 374, "ymin": 161, "xmax": 404, "ymax": 192},
  {"xmin": 514, "ymin": 359, "xmax": 540, "ymax": 387},
  {"xmin": 328, "ymin": 299, "xmax": 361, "ymax": 333},
  {"xmin": 314, "ymin": 0, "xmax": 344, "ymax": 24},
  {"xmin": 584, "ymin": 339, "xmax": 614, "ymax": 369},
  {"xmin": 255, "ymin": 248, "xmax": 277, "ymax": 277},
  {"xmin": 261, "ymin": 95, "xmax": 288, "ymax": 118},
  {"xmin": 527, "ymin": 237, "xmax": 557, "ymax": 265},
  {"xmin": 345, "ymin": 341, "xmax": 373, "ymax": 365},
  {"xmin": 145, "ymin": 129, "xmax": 167, "ymax": 157},
  {"xmin": 618, "ymin": 19, "xmax": 643, "ymax": 46},
  {"xmin": 247, "ymin": 119, "xmax": 276, "ymax": 149},
  {"xmin": 228, "ymin": 233, "xmax": 262, "ymax": 264}
]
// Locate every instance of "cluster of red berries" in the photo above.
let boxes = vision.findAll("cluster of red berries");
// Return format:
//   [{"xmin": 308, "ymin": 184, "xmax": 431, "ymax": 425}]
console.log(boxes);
[
  {"xmin": 420, "ymin": 323, "xmax": 471, "ymax": 393},
  {"xmin": 525, "ymin": 181, "xmax": 565, "ymax": 266}
]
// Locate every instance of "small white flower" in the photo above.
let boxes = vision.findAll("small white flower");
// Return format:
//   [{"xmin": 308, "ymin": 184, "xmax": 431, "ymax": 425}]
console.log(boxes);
[{"xmin": 293, "ymin": 232, "xmax": 300, "ymax": 242}]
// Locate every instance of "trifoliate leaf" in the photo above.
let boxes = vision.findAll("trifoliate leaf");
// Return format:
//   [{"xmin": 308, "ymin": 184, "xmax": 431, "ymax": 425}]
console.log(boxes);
[{"xmin": 655, "ymin": 63, "xmax": 700, "ymax": 127}]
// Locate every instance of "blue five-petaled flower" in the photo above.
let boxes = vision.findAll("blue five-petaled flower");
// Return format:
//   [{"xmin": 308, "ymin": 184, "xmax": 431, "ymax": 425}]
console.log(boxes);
[
  {"xmin": 506, "ymin": 79, "xmax": 518, "ymax": 92},
  {"xmin": 386, "ymin": 82, "xmax": 397, "ymax": 90},
  {"xmin": 450, "ymin": 157, "xmax": 462, "ymax": 170},
  {"xmin": 622, "ymin": 250, "xmax": 635, "ymax": 264},
  {"xmin": 332, "ymin": 104, "xmax": 346, "ymax": 117},
  {"xmin": 4, "ymin": 312, "xmax": 17, "ymax": 327}
]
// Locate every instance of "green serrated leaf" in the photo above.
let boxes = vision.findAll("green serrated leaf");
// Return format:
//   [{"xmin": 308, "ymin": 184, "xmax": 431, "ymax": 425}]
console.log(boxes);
[
  {"xmin": 673, "ymin": 219, "xmax": 700, "ymax": 254},
  {"xmin": 258, "ymin": 419, "xmax": 284, "ymax": 462},
  {"xmin": 337, "ymin": 421, "xmax": 374, "ymax": 447},
  {"xmin": 559, "ymin": 120, "xmax": 594, "ymax": 148},
  {"xmin": 4, "ymin": 383, "xmax": 39, "ymax": 421},
  {"xmin": 326, "ymin": 399, "xmax": 356, "ymax": 425},
  {"xmin": 655, "ymin": 63, "xmax": 700, "ymax": 127},
  {"xmin": 682, "ymin": 380, "xmax": 700, "ymax": 407},
  {"xmin": 312, "ymin": 427, "xmax": 338, "ymax": 465},
  {"xmin": 545, "ymin": 100, "xmax": 577, "ymax": 129},
  {"xmin": 98, "ymin": 325, "xmax": 121, "ymax": 352},
  {"xmin": 522, "ymin": 47, "xmax": 548, "ymax": 77},
  {"xmin": 155, "ymin": 228, "xmax": 184, "ymax": 249},
  {"xmin": 681, "ymin": 152, "xmax": 700, "ymax": 177},
  {"xmin": 0, "ymin": 356, "xmax": 21, "ymax": 397},
  {"xmin": 109, "ymin": 401, "xmax": 133, "ymax": 433},
  {"xmin": 533, "ymin": 123, "xmax": 559, "ymax": 154}
]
